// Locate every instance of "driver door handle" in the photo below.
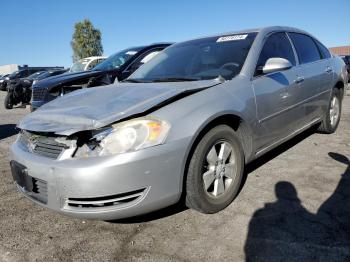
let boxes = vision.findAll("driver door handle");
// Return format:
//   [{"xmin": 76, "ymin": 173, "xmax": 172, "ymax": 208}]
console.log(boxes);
[
  {"xmin": 325, "ymin": 66, "xmax": 333, "ymax": 74},
  {"xmin": 294, "ymin": 76, "xmax": 304, "ymax": 84}
]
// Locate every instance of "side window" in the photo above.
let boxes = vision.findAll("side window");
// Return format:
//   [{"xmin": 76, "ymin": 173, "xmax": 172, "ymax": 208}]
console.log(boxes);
[
  {"xmin": 128, "ymin": 49, "xmax": 162, "ymax": 73},
  {"xmin": 255, "ymin": 32, "xmax": 296, "ymax": 76},
  {"xmin": 87, "ymin": 60, "xmax": 99, "ymax": 70},
  {"xmin": 289, "ymin": 33, "xmax": 321, "ymax": 64},
  {"xmin": 314, "ymin": 39, "xmax": 331, "ymax": 59}
]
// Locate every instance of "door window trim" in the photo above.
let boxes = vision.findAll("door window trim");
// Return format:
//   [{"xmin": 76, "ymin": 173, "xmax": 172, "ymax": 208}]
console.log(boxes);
[
  {"xmin": 286, "ymin": 32, "xmax": 323, "ymax": 66},
  {"xmin": 252, "ymin": 31, "xmax": 298, "ymax": 80}
]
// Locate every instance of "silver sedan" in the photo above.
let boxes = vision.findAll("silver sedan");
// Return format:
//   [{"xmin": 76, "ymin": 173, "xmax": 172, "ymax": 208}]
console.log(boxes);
[{"xmin": 10, "ymin": 26, "xmax": 348, "ymax": 220}]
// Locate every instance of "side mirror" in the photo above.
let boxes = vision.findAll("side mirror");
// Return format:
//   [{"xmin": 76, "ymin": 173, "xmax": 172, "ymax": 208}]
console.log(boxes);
[{"xmin": 262, "ymin": 57, "xmax": 292, "ymax": 74}]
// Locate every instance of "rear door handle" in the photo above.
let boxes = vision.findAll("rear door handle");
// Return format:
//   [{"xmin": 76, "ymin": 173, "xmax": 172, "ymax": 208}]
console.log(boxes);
[{"xmin": 294, "ymin": 77, "xmax": 304, "ymax": 84}]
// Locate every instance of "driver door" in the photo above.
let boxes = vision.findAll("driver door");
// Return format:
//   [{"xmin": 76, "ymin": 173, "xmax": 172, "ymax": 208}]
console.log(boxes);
[{"xmin": 252, "ymin": 32, "xmax": 301, "ymax": 150}]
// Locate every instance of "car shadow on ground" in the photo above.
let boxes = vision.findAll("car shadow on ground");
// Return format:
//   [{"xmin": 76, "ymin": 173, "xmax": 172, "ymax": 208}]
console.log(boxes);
[
  {"xmin": 110, "ymin": 127, "xmax": 317, "ymax": 224},
  {"xmin": 0, "ymin": 124, "xmax": 18, "ymax": 140},
  {"xmin": 111, "ymin": 203, "xmax": 188, "ymax": 224},
  {"xmin": 244, "ymin": 152, "xmax": 350, "ymax": 261}
]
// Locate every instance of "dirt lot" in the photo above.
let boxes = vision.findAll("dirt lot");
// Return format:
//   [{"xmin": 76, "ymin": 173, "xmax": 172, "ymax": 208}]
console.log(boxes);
[{"xmin": 0, "ymin": 89, "xmax": 349, "ymax": 262}]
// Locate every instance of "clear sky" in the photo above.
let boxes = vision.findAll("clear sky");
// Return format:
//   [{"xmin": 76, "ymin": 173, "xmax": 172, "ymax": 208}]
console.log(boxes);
[{"xmin": 1, "ymin": 0, "xmax": 349, "ymax": 67}]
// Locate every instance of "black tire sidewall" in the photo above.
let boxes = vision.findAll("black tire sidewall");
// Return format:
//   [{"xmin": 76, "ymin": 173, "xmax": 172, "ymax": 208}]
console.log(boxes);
[
  {"xmin": 186, "ymin": 125, "xmax": 244, "ymax": 213},
  {"xmin": 4, "ymin": 93, "xmax": 13, "ymax": 109}
]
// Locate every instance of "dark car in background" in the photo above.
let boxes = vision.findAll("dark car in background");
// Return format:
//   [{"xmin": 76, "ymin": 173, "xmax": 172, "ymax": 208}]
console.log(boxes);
[
  {"xmin": 4, "ymin": 69, "xmax": 67, "ymax": 109},
  {"xmin": 2, "ymin": 69, "xmax": 47, "ymax": 92},
  {"xmin": 0, "ymin": 74, "xmax": 10, "ymax": 91},
  {"xmin": 5, "ymin": 69, "xmax": 44, "ymax": 86},
  {"xmin": 340, "ymin": 55, "xmax": 350, "ymax": 82},
  {"xmin": 31, "ymin": 43, "xmax": 172, "ymax": 110},
  {"xmin": 30, "ymin": 69, "xmax": 68, "ymax": 86}
]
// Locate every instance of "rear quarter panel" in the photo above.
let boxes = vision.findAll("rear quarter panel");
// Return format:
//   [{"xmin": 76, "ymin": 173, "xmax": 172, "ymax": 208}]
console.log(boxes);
[{"xmin": 331, "ymin": 56, "xmax": 348, "ymax": 88}]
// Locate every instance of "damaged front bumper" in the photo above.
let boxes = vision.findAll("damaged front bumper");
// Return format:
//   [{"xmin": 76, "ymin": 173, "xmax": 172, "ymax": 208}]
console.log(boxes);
[{"xmin": 10, "ymin": 137, "xmax": 189, "ymax": 220}]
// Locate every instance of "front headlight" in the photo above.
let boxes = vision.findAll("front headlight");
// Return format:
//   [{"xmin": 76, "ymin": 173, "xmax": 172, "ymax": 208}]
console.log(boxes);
[{"xmin": 74, "ymin": 116, "xmax": 171, "ymax": 158}]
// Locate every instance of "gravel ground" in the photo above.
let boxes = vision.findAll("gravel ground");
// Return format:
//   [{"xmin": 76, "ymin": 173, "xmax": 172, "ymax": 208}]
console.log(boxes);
[{"xmin": 0, "ymin": 88, "xmax": 349, "ymax": 262}]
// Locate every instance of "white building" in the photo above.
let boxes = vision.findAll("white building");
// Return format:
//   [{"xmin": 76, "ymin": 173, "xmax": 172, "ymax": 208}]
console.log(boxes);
[{"xmin": 0, "ymin": 64, "xmax": 20, "ymax": 75}]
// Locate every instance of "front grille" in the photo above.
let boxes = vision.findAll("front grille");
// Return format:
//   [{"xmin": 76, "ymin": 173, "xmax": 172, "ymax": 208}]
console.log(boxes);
[
  {"xmin": 32, "ymin": 88, "xmax": 47, "ymax": 101},
  {"xmin": 31, "ymin": 178, "xmax": 48, "ymax": 204},
  {"xmin": 33, "ymin": 139, "xmax": 67, "ymax": 159},
  {"xmin": 20, "ymin": 131, "xmax": 70, "ymax": 159},
  {"xmin": 65, "ymin": 188, "xmax": 148, "ymax": 209}
]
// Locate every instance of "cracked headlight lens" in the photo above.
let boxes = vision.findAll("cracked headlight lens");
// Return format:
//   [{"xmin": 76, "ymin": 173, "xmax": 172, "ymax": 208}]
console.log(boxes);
[{"xmin": 75, "ymin": 117, "xmax": 170, "ymax": 158}]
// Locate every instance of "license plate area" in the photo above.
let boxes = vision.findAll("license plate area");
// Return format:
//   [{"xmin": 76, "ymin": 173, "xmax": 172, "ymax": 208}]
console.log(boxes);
[
  {"xmin": 10, "ymin": 160, "xmax": 33, "ymax": 191},
  {"xmin": 10, "ymin": 160, "xmax": 48, "ymax": 204}
]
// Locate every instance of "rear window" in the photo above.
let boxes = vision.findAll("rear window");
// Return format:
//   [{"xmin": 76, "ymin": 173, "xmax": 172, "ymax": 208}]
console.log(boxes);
[{"xmin": 288, "ymin": 33, "xmax": 321, "ymax": 64}]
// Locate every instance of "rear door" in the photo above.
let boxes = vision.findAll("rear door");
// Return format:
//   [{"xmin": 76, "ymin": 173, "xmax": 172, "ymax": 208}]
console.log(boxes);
[
  {"xmin": 252, "ymin": 32, "xmax": 299, "ymax": 149},
  {"xmin": 287, "ymin": 33, "xmax": 332, "ymax": 124}
]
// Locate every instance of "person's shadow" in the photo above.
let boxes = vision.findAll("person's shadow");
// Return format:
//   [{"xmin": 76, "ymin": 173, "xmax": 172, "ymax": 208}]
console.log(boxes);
[{"xmin": 244, "ymin": 152, "xmax": 350, "ymax": 262}]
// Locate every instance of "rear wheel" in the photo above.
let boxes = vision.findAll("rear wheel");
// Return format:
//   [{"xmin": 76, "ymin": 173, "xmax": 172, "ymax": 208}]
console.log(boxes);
[
  {"xmin": 317, "ymin": 88, "xmax": 342, "ymax": 134},
  {"xmin": 4, "ymin": 92, "xmax": 13, "ymax": 109},
  {"xmin": 185, "ymin": 125, "xmax": 245, "ymax": 213}
]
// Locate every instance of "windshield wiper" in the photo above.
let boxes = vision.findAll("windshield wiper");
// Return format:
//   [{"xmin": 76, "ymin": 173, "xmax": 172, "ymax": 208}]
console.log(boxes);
[{"xmin": 150, "ymin": 77, "xmax": 201, "ymax": 82}]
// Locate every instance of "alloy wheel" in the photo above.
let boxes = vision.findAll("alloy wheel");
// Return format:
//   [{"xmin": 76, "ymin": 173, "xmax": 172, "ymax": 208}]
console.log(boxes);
[
  {"xmin": 202, "ymin": 141, "xmax": 237, "ymax": 197},
  {"xmin": 329, "ymin": 96, "xmax": 340, "ymax": 127}
]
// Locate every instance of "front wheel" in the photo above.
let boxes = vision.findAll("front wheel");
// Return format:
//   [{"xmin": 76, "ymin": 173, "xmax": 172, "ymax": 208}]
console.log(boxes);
[
  {"xmin": 317, "ymin": 88, "xmax": 342, "ymax": 134},
  {"xmin": 4, "ymin": 92, "xmax": 13, "ymax": 109},
  {"xmin": 185, "ymin": 125, "xmax": 245, "ymax": 214}
]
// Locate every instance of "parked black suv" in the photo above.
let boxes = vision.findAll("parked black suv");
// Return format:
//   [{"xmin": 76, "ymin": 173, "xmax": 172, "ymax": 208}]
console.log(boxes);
[
  {"xmin": 341, "ymin": 55, "xmax": 350, "ymax": 82},
  {"xmin": 4, "ymin": 69, "xmax": 67, "ymax": 109},
  {"xmin": 2, "ymin": 68, "xmax": 52, "ymax": 92},
  {"xmin": 31, "ymin": 43, "xmax": 172, "ymax": 110},
  {"xmin": 0, "ymin": 74, "xmax": 10, "ymax": 91}
]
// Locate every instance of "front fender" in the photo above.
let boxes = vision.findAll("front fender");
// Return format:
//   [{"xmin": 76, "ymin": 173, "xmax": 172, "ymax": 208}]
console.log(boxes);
[{"xmin": 152, "ymin": 80, "xmax": 257, "ymax": 192}]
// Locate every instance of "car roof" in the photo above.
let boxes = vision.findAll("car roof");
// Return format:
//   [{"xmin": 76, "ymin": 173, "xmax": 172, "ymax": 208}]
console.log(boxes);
[
  {"xmin": 121, "ymin": 43, "xmax": 174, "ymax": 52},
  {"xmin": 181, "ymin": 26, "xmax": 314, "ymax": 42}
]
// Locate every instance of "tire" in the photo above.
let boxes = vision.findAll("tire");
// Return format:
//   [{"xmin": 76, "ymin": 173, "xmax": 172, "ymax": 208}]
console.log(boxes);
[
  {"xmin": 4, "ymin": 92, "xmax": 13, "ymax": 109},
  {"xmin": 317, "ymin": 88, "xmax": 342, "ymax": 134},
  {"xmin": 0, "ymin": 83, "xmax": 6, "ymax": 91},
  {"xmin": 185, "ymin": 125, "xmax": 245, "ymax": 214}
]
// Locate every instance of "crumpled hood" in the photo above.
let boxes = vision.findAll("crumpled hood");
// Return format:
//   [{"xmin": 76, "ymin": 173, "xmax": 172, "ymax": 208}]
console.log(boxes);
[{"xmin": 19, "ymin": 79, "xmax": 222, "ymax": 135}]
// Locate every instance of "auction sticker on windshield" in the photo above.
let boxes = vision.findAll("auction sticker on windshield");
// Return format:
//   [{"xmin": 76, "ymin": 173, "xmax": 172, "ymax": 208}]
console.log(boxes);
[{"xmin": 216, "ymin": 34, "xmax": 248, "ymax": 42}]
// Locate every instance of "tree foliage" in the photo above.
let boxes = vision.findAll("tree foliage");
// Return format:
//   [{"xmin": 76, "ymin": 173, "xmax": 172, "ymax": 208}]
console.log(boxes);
[{"xmin": 71, "ymin": 19, "xmax": 103, "ymax": 62}]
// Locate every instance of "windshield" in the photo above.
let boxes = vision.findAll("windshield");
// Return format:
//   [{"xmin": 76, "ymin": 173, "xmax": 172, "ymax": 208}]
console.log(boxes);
[
  {"xmin": 27, "ymin": 71, "xmax": 46, "ymax": 80},
  {"xmin": 129, "ymin": 33, "xmax": 257, "ymax": 82},
  {"xmin": 36, "ymin": 71, "xmax": 51, "ymax": 80},
  {"xmin": 70, "ymin": 59, "xmax": 91, "ymax": 72},
  {"xmin": 9, "ymin": 71, "xmax": 21, "ymax": 78},
  {"xmin": 92, "ymin": 47, "xmax": 143, "ymax": 71}
]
